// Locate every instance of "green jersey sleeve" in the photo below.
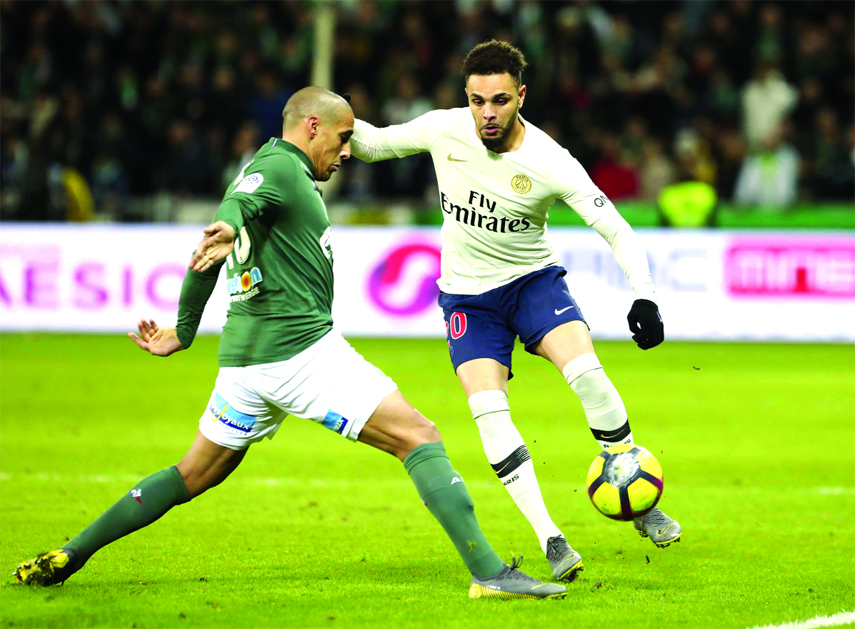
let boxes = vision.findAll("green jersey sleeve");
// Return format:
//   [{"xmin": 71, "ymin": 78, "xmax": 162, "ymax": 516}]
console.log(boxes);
[
  {"xmin": 175, "ymin": 260, "xmax": 223, "ymax": 349},
  {"xmin": 216, "ymin": 156, "xmax": 295, "ymax": 234}
]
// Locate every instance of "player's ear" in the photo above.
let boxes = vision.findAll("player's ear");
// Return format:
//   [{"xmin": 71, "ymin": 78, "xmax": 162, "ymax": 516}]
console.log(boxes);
[
  {"xmin": 307, "ymin": 115, "xmax": 320, "ymax": 139},
  {"xmin": 518, "ymin": 85, "xmax": 526, "ymax": 109}
]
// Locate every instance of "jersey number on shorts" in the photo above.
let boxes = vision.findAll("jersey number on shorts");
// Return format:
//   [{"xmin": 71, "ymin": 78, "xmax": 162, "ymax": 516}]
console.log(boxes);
[{"xmin": 448, "ymin": 312, "xmax": 468, "ymax": 340}]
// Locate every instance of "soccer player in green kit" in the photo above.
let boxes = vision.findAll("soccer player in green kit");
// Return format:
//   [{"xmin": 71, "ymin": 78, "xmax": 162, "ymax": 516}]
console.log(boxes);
[{"xmin": 14, "ymin": 87, "xmax": 565, "ymax": 600}]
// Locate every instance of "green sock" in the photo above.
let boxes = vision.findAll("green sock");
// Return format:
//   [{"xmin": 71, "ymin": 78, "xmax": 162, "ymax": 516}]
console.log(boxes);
[
  {"xmin": 404, "ymin": 442, "xmax": 505, "ymax": 580},
  {"xmin": 64, "ymin": 466, "xmax": 190, "ymax": 569}
]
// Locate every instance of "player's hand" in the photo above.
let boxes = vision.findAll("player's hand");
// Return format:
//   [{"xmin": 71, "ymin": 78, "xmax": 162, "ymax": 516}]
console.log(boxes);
[
  {"xmin": 128, "ymin": 319, "xmax": 184, "ymax": 357},
  {"xmin": 189, "ymin": 221, "xmax": 236, "ymax": 272},
  {"xmin": 627, "ymin": 299, "xmax": 664, "ymax": 350}
]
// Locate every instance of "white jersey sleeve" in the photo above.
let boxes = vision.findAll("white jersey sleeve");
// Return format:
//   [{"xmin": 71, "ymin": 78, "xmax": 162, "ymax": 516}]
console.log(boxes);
[
  {"xmin": 548, "ymin": 150, "xmax": 612, "ymax": 226},
  {"xmin": 590, "ymin": 210, "xmax": 657, "ymax": 303},
  {"xmin": 351, "ymin": 110, "xmax": 460, "ymax": 162},
  {"xmin": 546, "ymin": 150, "xmax": 657, "ymax": 303}
]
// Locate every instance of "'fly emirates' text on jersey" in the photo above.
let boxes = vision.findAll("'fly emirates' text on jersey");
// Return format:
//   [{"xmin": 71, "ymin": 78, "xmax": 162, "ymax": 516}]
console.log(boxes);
[{"xmin": 352, "ymin": 108, "xmax": 656, "ymax": 300}]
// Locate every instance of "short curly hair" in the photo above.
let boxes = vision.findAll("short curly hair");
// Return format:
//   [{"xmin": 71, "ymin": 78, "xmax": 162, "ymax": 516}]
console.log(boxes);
[{"xmin": 461, "ymin": 40, "xmax": 527, "ymax": 87}]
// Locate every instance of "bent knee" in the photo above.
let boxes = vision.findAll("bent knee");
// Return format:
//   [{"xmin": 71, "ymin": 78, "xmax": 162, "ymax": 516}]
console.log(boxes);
[
  {"xmin": 394, "ymin": 410, "xmax": 441, "ymax": 460},
  {"xmin": 412, "ymin": 410, "xmax": 441, "ymax": 444}
]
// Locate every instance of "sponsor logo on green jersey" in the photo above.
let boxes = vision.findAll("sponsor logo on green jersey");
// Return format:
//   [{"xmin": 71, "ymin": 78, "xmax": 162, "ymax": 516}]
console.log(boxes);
[{"xmin": 227, "ymin": 267, "xmax": 263, "ymax": 302}]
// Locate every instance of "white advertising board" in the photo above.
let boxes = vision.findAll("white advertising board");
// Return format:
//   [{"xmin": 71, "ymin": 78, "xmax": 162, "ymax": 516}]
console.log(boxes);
[{"xmin": 1, "ymin": 224, "xmax": 853, "ymax": 343}]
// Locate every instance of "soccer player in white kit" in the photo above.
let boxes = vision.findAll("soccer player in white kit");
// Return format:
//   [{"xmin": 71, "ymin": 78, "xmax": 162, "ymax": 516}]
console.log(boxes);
[{"xmin": 351, "ymin": 41, "xmax": 681, "ymax": 583}]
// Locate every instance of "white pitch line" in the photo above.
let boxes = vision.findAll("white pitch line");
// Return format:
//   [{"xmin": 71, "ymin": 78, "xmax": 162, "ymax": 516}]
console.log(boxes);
[
  {"xmin": 750, "ymin": 611, "xmax": 855, "ymax": 629},
  {"xmin": 0, "ymin": 473, "xmax": 853, "ymax": 495}
]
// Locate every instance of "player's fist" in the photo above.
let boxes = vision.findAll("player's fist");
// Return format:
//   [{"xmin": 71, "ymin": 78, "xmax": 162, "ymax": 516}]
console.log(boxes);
[
  {"xmin": 627, "ymin": 299, "xmax": 664, "ymax": 350},
  {"xmin": 128, "ymin": 319, "xmax": 184, "ymax": 357}
]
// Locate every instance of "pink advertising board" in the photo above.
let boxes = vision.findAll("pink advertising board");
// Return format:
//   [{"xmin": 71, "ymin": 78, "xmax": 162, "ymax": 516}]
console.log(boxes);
[{"xmin": 1, "ymin": 224, "xmax": 852, "ymax": 342}]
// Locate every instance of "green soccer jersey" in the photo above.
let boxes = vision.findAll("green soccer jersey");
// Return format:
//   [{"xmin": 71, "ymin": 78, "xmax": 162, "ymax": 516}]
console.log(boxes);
[{"xmin": 176, "ymin": 138, "xmax": 334, "ymax": 367}]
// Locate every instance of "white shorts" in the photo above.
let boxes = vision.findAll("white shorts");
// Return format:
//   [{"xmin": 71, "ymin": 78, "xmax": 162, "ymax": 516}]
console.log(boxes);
[{"xmin": 199, "ymin": 331, "xmax": 398, "ymax": 450}]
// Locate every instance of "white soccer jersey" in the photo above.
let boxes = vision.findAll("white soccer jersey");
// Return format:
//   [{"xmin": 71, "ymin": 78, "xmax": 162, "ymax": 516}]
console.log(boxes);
[{"xmin": 352, "ymin": 108, "xmax": 656, "ymax": 301}]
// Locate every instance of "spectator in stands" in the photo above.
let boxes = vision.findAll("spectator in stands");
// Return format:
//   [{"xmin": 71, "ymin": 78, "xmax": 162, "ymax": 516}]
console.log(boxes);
[
  {"xmin": 0, "ymin": 0, "xmax": 851, "ymax": 218},
  {"xmin": 734, "ymin": 125, "xmax": 800, "ymax": 209},
  {"xmin": 91, "ymin": 150, "xmax": 128, "ymax": 219},
  {"xmin": 210, "ymin": 67, "xmax": 246, "ymax": 140},
  {"xmin": 382, "ymin": 75, "xmax": 432, "ymax": 126},
  {"xmin": 592, "ymin": 134, "xmax": 639, "ymax": 199},
  {"xmin": 249, "ymin": 68, "xmax": 292, "ymax": 139},
  {"xmin": 221, "ymin": 122, "xmax": 259, "ymax": 191},
  {"xmin": 639, "ymin": 139, "xmax": 676, "ymax": 201},
  {"xmin": 379, "ymin": 75, "xmax": 434, "ymax": 199},
  {"xmin": 674, "ymin": 128, "xmax": 716, "ymax": 187},
  {"xmin": 712, "ymin": 128, "xmax": 748, "ymax": 202},
  {"xmin": 811, "ymin": 108, "xmax": 855, "ymax": 200},
  {"xmin": 741, "ymin": 60, "xmax": 798, "ymax": 147},
  {"xmin": 164, "ymin": 120, "xmax": 214, "ymax": 196}
]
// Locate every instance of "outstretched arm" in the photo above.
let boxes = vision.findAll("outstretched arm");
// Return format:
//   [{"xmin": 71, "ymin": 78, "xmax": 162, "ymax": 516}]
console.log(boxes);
[
  {"xmin": 128, "ymin": 221, "xmax": 228, "ymax": 356},
  {"xmin": 138, "ymin": 159, "xmax": 285, "ymax": 354},
  {"xmin": 351, "ymin": 110, "xmax": 455, "ymax": 163},
  {"xmin": 175, "ymin": 256, "xmax": 224, "ymax": 350},
  {"xmin": 589, "ymin": 211, "xmax": 664, "ymax": 349},
  {"xmin": 129, "ymin": 223, "xmax": 230, "ymax": 358},
  {"xmin": 175, "ymin": 211, "xmax": 240, "ymax": 349},
  {"xmin": 551, "ymin": 151, "xmax": 663, "ymax": 349},
  {"xmin": 589, "ymin": 210, "xmax": 656, "ymax": 303}
]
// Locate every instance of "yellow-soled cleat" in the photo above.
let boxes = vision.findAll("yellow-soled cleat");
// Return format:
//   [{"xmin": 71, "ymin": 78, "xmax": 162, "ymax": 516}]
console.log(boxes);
[
  {"xmin": 468, "ymin": 556, "xmax": 567, "ymax": 600},
  {"xmin": 633, "ymin": 507, "xmax": 682, "ymax": 548},
  {"xmin": 14, "ymin": 549, "xmax": 77, "ymax": 586},
  {"xmin": 546, "ymin": 536, "xmax": 584, "ymax": 583}
]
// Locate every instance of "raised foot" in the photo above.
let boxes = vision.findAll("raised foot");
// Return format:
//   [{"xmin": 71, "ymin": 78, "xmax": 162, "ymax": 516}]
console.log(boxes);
[{"xmin": 633, "ymin": 507, "xmax": 682, "ymax": 548}]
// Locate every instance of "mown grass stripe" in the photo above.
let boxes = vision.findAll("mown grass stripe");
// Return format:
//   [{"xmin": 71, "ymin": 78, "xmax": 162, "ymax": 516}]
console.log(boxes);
[
  {"xmin": 1, "ymin": 472, "xmax": 853, "ymax": 495},
  {"xmin": 749, "ymin": 611, "xmax": 855, "ymax": 629}
]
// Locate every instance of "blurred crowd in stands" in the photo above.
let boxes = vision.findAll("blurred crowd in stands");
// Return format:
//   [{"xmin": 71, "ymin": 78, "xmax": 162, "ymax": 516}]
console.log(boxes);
[{"xmin": 1, "ymin": 0, "xmax": 853, "ymax": 221}]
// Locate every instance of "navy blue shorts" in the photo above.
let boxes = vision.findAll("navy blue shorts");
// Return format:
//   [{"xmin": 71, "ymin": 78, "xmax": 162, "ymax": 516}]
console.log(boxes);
[{"xmin": 439, "ymin": 266, "xmax": 587, "ymax": 378}]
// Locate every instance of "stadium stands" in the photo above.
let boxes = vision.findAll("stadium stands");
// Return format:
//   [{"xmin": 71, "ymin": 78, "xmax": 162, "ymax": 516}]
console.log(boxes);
[{"xmin": 1, "ymin": 1, "xmax": 852, "ymax": 221}]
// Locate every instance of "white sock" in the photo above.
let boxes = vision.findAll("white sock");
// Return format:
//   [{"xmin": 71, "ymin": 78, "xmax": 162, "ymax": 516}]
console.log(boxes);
[
  {"xmin": 469, "ymin": 390, "xmax": 562, "ymax": 553},
  {"xmin": 563, "ymin": 353, "xmax": 634, "ymax": 450}
]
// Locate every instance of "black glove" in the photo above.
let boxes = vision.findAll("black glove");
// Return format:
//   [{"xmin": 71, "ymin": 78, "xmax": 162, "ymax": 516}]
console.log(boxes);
[{"xmin": 627, "ymin": 299, "xmax": 664, "ymax": 350}]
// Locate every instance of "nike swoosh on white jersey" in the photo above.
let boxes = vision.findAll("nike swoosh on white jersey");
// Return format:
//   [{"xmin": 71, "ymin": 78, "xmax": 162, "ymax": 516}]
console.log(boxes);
[
  {"xmin": 447, "ymin": 153, "xmax": 467, "ymax": 162},
  {"xmin": 555, "ymin": 306, "xmax": 574, "ymax": 315}
]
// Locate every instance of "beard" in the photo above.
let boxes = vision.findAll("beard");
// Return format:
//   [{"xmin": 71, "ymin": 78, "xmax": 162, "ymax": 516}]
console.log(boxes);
[{"xmin": 479, "ymin": 107, "xmax": 519, "ymax": 151}]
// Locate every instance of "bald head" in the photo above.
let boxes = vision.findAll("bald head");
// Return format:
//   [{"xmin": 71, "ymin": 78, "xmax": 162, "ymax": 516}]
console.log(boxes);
[
  {"xmin": 282, "ymin": 87, "xmax": 351, "ymax": 131},
  {"xmin": 280, "ymin": 86, "xmax": 354, "ymax": 182}
]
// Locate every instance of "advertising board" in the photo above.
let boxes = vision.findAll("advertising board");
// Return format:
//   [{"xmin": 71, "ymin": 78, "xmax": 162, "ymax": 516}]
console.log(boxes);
[{"xmin": 1, "ymin": 224, "xmax": 852, "ymax": 342}]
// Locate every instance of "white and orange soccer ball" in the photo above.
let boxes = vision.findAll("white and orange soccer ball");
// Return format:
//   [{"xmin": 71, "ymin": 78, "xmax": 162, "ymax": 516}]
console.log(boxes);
[{"xmin": 586, "ymin": 444, "xmax": 664, "ymax": 521}]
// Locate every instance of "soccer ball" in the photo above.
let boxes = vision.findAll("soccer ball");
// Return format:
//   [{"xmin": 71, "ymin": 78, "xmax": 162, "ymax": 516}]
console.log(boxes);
[{"xmin": 586, "ymin": 444, "xmax": 664, "ymax": 521}]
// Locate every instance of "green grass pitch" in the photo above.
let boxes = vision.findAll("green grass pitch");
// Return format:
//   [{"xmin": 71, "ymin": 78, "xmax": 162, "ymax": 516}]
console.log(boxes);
[{"xmin": 1, "ymin": 334, "xmax": 853, "ymax": 628}]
